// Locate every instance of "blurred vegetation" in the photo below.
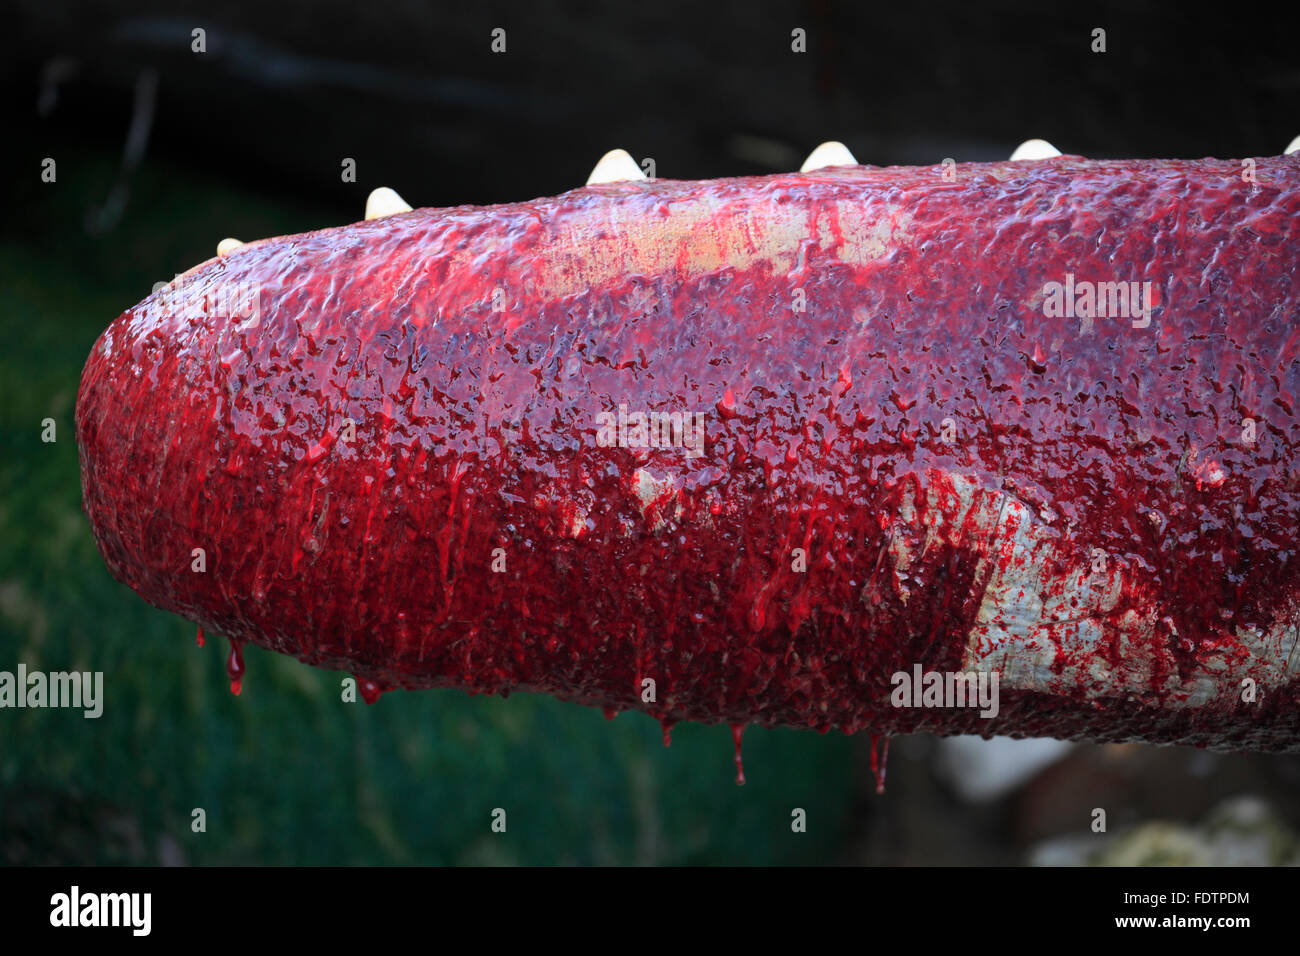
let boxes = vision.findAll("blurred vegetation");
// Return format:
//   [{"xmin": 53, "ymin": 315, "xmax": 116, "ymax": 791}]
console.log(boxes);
[{"xmin": 0, "ymin": 142, "xmax": 858, "ymax": 865}]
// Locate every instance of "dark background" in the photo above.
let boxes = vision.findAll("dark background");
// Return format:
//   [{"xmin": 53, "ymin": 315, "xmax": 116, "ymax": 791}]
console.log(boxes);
[{"xmin": 1, "ymin": 1, "xmax": 1297, "ymax": 865}]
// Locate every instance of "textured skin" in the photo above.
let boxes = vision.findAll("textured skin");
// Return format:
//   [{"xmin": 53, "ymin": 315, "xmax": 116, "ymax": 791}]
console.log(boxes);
[{"xmin": 76, "ymin": 156, "xmax": 1300, "ymax": 750}]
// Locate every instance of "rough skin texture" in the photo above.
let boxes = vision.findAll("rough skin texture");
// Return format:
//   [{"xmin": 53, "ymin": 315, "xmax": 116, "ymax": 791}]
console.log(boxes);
[{"xmin": 76, "ymin": 155, "xmax": 1300, "ymax": 750}]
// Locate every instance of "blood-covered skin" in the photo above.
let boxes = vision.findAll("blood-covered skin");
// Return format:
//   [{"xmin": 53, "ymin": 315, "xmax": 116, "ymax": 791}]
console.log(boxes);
[{"xmin": 76, "ymin": 155, "xmax": 1300, "ymax": 751}]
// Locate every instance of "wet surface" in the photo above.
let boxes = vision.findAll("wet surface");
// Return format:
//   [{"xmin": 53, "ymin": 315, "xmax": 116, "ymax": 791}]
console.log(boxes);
[{"xmin": 76, "ymin": 155, "xmax": 1300, "ymax": 749}]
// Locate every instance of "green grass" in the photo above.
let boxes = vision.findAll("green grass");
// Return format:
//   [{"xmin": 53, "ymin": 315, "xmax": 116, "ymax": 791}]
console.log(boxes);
[{"xmin": 0, "ymin": 146, "xmax": 856, "ymax": 865}]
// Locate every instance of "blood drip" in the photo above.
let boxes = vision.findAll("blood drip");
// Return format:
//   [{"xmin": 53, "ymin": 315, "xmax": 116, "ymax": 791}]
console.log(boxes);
[
  {"xmin": 195, "ymin": 626, "xmax": 205, "ymax": 647},
  {"xmin": 226, "ymin": 637, "xmax": 245, "ymax": 696},
  {"xmin": 602, "ymin": 706, "xmax": 618, "ymax": 721},
  {"xmin": 358, "ymin": 677, "xmax": 384, "ymax": 705},
  {"xmin": 731, "ymin": 724, "xmax": 746, "ymax": 786},
  {"xmin": 869, "ymin": 733, "xmax": 890, "ymax": 794},
  {"xmin": 660, "ymin": 718, "xmax": 676, "ymax": 747}
]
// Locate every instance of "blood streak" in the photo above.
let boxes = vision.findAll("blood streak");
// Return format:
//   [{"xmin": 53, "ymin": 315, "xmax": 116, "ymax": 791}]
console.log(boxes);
[
  {"xmin": 226, "ymin": 637, "xmax": 245, "ymax": 696},
  {"xmin": 75, "ymin": 154, "xmax": 1300, "ymax": 753},
  {"xmin": 732, "ymin": 724, "xmax": 746, "ymax": 786},
  {"xmin": 869, "ymin": 734, "xmax": 889, "ymax": 795}
]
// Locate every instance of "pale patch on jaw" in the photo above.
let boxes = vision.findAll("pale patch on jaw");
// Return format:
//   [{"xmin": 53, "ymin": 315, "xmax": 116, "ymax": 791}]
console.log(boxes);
[
  {"xmin": 532, "ymin": 193, "xmax": 912, "ymax": 302},
  {"xmin": 887, "ymin": 470, "xmax": 1300, "ymax": 708},
  {"xmin": 632, "ymin": 468, "xmax": 680, "ymax": 533}
]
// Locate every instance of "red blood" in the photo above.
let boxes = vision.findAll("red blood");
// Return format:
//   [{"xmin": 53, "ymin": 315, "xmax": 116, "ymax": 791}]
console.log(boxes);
[
  {"xmin": 196, "ymin": 626, "xmax": 205, "ymax": 647},
  {"xmin": 75, "ymin": 155, "xmax": 1300, "ymax": 751},
  {"xmin": 731, "ymin": 724, "xmax": 746, "ymax": 786},
  {"xmin": 226, "ymin": 637, "xmax": 245, "ymax": 696},
  {"xmin": 357, "ymin": 676, "xmax": 384, "ymax": 705},
  {"xmin": 660, "ymin": 718, "xmax": 676, "ymax": 747},
  {"xmin": 869, "ymin": 734, "xmax": 890, "ymax": 795}
]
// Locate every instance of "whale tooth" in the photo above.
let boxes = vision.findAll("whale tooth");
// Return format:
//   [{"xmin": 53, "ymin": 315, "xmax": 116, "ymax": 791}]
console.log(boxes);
[
  {"xmin": 1285, "ymin": 135, "xmax": 1300, "ymax": 155},
  {"xmin": 216, "ymin": 238, "xmax": 244, "ymax": 256},
  {"xmin": 365, "ymin": 187, "xmax": 413, "ymax": 220},
  {"xmin": 1010, "ymin": 139, "xmax": 1062, "ymax": 160},
  {"xmin": 585, "ymin": 149, "xmax": 646, "ymax": 185},
  {"xmin": 800, "ymin": 141, "xmax": 858, "ymax": 172}
]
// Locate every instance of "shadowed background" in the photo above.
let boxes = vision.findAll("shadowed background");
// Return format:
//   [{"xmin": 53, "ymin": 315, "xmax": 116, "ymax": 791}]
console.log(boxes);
[{"xmin": 1, "ymin": 0, "xmax": 1298, "ymax": 865}]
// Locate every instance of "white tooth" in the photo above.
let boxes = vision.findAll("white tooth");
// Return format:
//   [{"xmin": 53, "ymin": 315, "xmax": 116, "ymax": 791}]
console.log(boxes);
[
  {"xmin": 365, "ymin": 187, "xmax": 413, "ymax": 220},
  {"xmin": 216, "ymin": 237, "xmax": 243, "ymax": 256},
  {"xmin": 1010, "ymin": 139, "xmax": 1062, "ymax": 161},
  {"xmin": 1285, "ymin": 135, "xmax": 1300, "ymax": 155},
  {"xmin": 586, "ymin": 149, "xmax": 646, "ymax": 185},
  {"xmin": 800, "ymin": 141, "xmax": 857, "ymax": 172}
]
